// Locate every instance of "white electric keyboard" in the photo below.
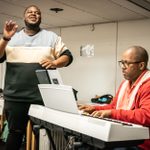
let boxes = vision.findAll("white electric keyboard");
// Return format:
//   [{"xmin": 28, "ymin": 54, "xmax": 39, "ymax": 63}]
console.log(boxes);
[{"xmin": 28, "ymin": 104, "xmax": 149, "ymax": 149}]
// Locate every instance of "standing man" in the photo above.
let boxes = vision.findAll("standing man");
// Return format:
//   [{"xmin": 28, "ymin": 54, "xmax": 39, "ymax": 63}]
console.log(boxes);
[
  {"xmin": 0, "ymin": 5, "xmax": 73, "ymax": 150},
  {"xmin": 80, "ymin": 46, "xmax": 150, "ymax": 150}
]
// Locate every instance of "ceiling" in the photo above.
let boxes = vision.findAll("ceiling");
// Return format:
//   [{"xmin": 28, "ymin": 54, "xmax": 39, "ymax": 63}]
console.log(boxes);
[{"xmin": 0, "ymin": 0, "xmax": 150, "ymax": 33}]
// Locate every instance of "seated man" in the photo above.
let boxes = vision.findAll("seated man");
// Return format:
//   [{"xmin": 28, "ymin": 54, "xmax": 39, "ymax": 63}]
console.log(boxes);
[{"xmin": 79, "ymin": 46, "xmax": 150, "ymax": 150}]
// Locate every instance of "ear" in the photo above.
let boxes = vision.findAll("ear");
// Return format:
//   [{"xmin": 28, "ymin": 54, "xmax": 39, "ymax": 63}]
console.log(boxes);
[{"xmin": 139, "ymin": 62, "xmax": 145, "ymax": 70}]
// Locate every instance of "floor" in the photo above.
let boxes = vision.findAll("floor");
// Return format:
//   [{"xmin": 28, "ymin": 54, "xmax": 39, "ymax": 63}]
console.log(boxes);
[
  {"xmin": 0, "ymin": 140, "xmax": 5, "ymax": 150},
  {"xmin": 0, "ymin": 140, "xmax": 26, "ymax": 150}
]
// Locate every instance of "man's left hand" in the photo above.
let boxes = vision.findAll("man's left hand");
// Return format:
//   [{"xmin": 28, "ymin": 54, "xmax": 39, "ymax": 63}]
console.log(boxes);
[{"xmin": 90, "ymin": 110, "xmax": 112, "ymax": 118}]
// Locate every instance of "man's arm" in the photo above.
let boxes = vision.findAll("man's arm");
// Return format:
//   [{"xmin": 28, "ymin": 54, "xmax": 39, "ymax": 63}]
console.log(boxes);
[
  {"xmin": 39, "ymin": 50, "xmax": 73, "ymax": 69},
  {"xmin": 40, "ymin": 55, "xmax": 70, "ymax": 69},
  {"xmin": 111, "ymin": 79, "xmax": 150, "ymax": 126},
  {"xmin": 59, "ymin": 49, "xmax": 73, "ymax": 66},
  {"xmin": 0, "ymin": 38, "xmax": 9, "ymax": 58},
  {"xmin": 0, "ymin": 20, "xmax": 18, "ymax": 58},
  {"xmin": 90, "ymin": 80, "xmax": 150, "ymax": 125}
]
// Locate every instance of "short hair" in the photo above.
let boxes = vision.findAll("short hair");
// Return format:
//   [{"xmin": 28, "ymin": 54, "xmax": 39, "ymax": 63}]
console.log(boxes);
[
  {"xmin": 130, "ymin": 46, "xmax": 149, "ymax": 67},
  {"xmin": 24, "ymin": 5, "xmax": 41, "ymax": 15}
]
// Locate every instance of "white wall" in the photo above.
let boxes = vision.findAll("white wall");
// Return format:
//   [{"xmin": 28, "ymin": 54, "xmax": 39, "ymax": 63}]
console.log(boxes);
[
  {"xmin": 0, "ymin": 34, "xmax": 5, "ymax": 89},
  {"xmin": 0, "ymin": 60, "xmax": 5, "ymax": 90},
  {"xmin": 116, "ymin": 19, "xmax": 150, "ymax": 87},
  {"xmin": 59, "ymin": 23, "xmax": 117, "ymax": 103}
]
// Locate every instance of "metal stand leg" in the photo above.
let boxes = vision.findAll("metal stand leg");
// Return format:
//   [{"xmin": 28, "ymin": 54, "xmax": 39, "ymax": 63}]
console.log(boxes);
[{"xmin": 46, "ymin": 129, "xmax": 57, "ymax": 150}]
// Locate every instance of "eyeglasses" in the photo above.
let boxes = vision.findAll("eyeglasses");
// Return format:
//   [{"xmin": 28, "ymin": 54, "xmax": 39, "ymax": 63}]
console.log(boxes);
[{"xmin": 118, "ymin": 60, "xmax": 142, "ymax": 68}]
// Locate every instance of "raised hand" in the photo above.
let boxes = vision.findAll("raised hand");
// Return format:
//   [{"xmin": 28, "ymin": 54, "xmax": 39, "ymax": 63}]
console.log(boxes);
[{"xmin": 3, "ymin": 20, "xmax": 18, "ymax": 39}]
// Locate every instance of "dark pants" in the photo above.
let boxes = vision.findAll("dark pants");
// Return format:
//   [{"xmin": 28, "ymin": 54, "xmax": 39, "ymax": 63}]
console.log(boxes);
[
  {"xmin": 112, "ymin": 147, "xmax": 141, "ymax": 150},
  {"xmin": 76, "ymin": 146, "xmax": 140, "ymax": 150},
  {"xmin": 4, "ymin": 101, "xmax": 31, "ymax": 150}
]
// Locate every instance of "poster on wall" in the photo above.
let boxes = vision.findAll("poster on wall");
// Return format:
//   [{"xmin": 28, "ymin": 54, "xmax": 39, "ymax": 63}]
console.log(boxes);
[{"xmin": 80, "ymin": 44, "xmax": 94, "ymax": 57}]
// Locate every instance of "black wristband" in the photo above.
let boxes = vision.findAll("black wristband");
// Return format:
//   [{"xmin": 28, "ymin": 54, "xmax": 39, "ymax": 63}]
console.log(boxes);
[{"xmin": 3, "ymin": 36, "xmax": 11, "ymax": 41}]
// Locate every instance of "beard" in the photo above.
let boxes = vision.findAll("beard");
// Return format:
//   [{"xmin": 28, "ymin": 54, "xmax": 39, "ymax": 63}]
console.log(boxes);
[{"xmin": 24, "ymin": 19, "xmax": 41, "ymax": 30}]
